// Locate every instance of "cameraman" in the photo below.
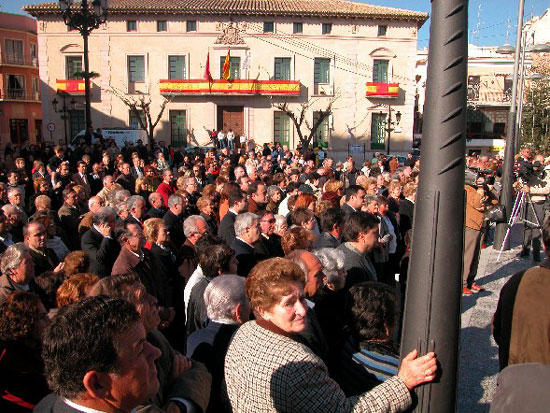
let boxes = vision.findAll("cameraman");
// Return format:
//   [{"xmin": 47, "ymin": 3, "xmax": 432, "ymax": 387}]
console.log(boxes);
[{"xmin": 517, "ymin": 154, "xmax": 550, "ymax": 261}]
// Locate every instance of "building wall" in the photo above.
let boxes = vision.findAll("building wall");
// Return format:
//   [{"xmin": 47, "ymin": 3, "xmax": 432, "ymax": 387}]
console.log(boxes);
[
  {"xmin": 37, "ymin": 12, "xmax": 421, "ymax": 153},
  {"xmin": 0, "ymin": 12, "xmax": 42, "ymax": 147}
]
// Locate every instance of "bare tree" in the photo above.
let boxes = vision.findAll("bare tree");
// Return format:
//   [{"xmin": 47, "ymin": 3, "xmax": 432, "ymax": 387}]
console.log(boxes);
[
  {"xmin": 271, "ymin": 93, "xmax": 339, "ymax": 152},
  {"xmin": 110, "ymin": 87, "xmax": 173, "ymax": 145}
]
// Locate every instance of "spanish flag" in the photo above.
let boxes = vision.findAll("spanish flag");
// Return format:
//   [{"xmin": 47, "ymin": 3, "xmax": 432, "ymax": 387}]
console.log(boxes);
[
  {"xmin": 222, "ymin": 48, "xmax": 231, "ymax": 80},
  {"xmin": 204, "ymin": 51, "xmax": 213, "ymax": 83}
]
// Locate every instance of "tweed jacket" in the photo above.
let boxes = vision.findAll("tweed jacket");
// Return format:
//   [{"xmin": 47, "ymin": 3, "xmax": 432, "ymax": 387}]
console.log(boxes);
[{"xmin": 225, "ymin": 321, "xmax": 411, "ymax": 413}]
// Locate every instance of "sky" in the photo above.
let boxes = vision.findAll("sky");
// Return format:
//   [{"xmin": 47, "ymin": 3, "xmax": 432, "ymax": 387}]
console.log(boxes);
[{"xmin": 1, "ymin": 0, "xmax": 549, "ymax": 49}]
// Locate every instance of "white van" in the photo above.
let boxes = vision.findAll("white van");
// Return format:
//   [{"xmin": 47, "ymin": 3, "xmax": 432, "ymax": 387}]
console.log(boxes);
[{"xmin": 72, "ymin": 128, "xmax": 149, "ymax": 147}]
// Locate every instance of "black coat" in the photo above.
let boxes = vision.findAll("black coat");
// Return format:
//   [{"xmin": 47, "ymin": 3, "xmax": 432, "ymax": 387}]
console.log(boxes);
[
  {"xmin": 81, "ymin": 227, "xmax": 121, "ymax": 278},
  {"xmin": 398, "ymin": 199, "xmax": 415, "ymax": 238},
  {"xmin": 313, "ymin": 232, "xmax": 341, "ymax": 249},
  {"xmin": 230, "ymin": 238, "xmax": 258, "ymax": 277},
  {"xmin": 163, "ymin": 210, "xmax": 185, "ymax": 249},
  {"xmin": 28, "ymin": 247, "xmax": 60, "ymax": 277},
  {"xmin": 218, "ymin": 211, "xmax": 237, "ymax": 246}
]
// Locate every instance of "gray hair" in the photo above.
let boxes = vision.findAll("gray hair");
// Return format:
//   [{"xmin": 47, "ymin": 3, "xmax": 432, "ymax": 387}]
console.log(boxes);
[
  {"xmin": 88, "ymin": 196, "xmax": 102, "ymax": 209},
  {"xmin": 114, "ymin": 190, "xmax": 131, "ymax": 204},
  {"xmin": 234, "ymin": 212, "xmax": 258, "ymax": 236},
  {"xmin": 204, "ymin": 274, "xmax": 248, "ymax": 323},
  {"xmin": 148, "ymin": 192, "xmax": 162, "ymax": 203},
  {"xmin": 92, "ymin": 207, "xmax": 115, "ymax": 225},
  {"xmin": 168, "ymin": 194, "xmax": 183, "ymax": 208},
  {"xmin": 273, "ymin": 214, "xmax": 287, "ymax": 233},
  {"xmin": 364, "ymin": 194, "xmax": 378, "ymax": 205},
  {"xmin": 285, "ymin": 250, "xmax": 309, "ymax": 283},
  {"xmin": 115, "ymin": 202, "xmax": 128, "ymax": 215},
  {"xmin": 2, "ymin": 204, "xmax": 19, "ymax": 218},
  {"xmin": 7, "ymin": 187, "xmax": 21, "ymax": 198},
  {"xmin": 183, "ymin": 215, "xmax": 206, "ymax": 238},
  {"xmin": 0, "ymin": 243, "xmax": 29, "ymax": 276},
  {"xmin": 267, "ymin": 185, "xmax": 282, "ymax": 199},
  {"xmin": 313, "ymin": 248, "xmax": 345, "ymax": 284},
  {"xmin": 126, "ymin": 195, "xmax": 145, "ymax": 211}
]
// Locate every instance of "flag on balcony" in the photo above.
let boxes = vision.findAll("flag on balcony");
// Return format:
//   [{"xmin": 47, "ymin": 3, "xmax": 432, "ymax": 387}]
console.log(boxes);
[
  {"xmin": 222, "ymin": 48, "xmax": 231, "ymax": 80},
  {"xmin": 204, "ymin": 51, "xmax": 213, "ymax": 83}
]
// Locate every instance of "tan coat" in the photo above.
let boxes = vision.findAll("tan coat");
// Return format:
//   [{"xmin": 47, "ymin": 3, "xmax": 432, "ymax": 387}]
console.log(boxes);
[{"xmin": 464, "ymin": 185, "xmax": 484, "ymax": 231}]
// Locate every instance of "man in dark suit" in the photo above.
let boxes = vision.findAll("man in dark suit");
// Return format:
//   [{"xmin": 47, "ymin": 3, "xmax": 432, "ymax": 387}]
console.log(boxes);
[
  {"xmin": 124, "ymin": 195, "xmax": 147, "ymax": 228},
  {"xmin": 313, "ymin": 208, "xmax": 342, "ymax": 249},
  {"xmin": 230, "ymin": 212, "xmax": 261, "ymax": 277},
  {"xmin": 58, "ymin": 188, "xmax": 82, "ymax": 251},
  {"xmin": 88, "ymin": 163, "xmax": 104, "ymax": 196},
  {"xmin": 36, "ymin": 295, "xmax": 161, "ymax": 413},
  {"xmin": 341, "ymin": 185, "xmax": 366, "ymax": 217},
  {"xmin": 72, "ymin": 161, "xmax": 92, "ymax": 199},
  {"xmin": 23, "ymin": 222, "xmax": 61, "ymax": 277},
  {"xmin": 81, "ymin": 207, "xmax": 120, "ymax": 278},
  {"xmin": 255, "ymin": 210, "xmax": 284, "ymax": 260},
  {"xmin": 163, "ymin": 194, "xmax": 186, "ymax": 249},
  {"xmin": 146, "ymin": 192, "xmax": 166, "ymax": 219},
  {"xmin": 130, "ymin": 155, "xmax": 144, "ymax": 180},
  {"xmin": 218, "ymin": 188, "xmax": 247, "ymax": 246},
  {"xmin": 398, "ymin": 182, "xmax": 416, "ymax": 239},
  {"xmin": 115, "ymin": 163, "xmax": 135, "ymax": 194}
]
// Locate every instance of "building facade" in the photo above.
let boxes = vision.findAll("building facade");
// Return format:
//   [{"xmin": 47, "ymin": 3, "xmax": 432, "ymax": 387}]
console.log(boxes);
[
  {"xmin": 26, "ymin": 0, "xmax": 426, "ymax": 154},
  {"xmin": 0, "ymin": 12, "xmax": 42, "ymax": 147},
  {"xmin": 415, "ymin": 45, "xmax": 525, "ymax": 156}
]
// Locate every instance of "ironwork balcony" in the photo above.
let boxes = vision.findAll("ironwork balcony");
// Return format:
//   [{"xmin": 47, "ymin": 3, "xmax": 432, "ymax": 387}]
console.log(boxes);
[
  {"xmin": 366, "ymin": 82, "xmax": 399, "ymax": 98},
  {"xmin": 0, "ymin": 53, "xmax": 38, "ymax": 67},
  {"xmin": 159, "ymin": 79, "xmax": 301, "ymax": 96},
  {"xmin": 56, "ymin": 79, "xmax": 86, "ymax": 95},
  {"xmin": 0, "ymin": 88, "xmax": 40, "ymax": 101}
]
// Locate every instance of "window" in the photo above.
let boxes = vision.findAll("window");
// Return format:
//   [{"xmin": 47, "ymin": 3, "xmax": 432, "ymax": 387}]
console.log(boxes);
[
  {"xmin": 377, "ymin": 25, "xmax": 388, "ymax": 36},
  {"xmin": 503, "ymin": 78, "xmax": 513, "ymax": 99},
  {"xmin": 128, "ymin": 56, "xmax": 145, "ymax": 82},
  {"xmin": 66, "ymin": 56, "xmax": 83, "ymax": 79},
  {"xmin": 322, "ymin": 23, "xmax": 332, "ymax": 35},
  {"xmin": 186, "ymin": 21, "xmax": 197, "ymax": 32},
  {"xmin": 264, "ymin": 22, "xmax": 274, "ymax": 33},
  {"xmin": 127, "ymin": 20, "xmax": 137, "ymax": 31},
  {"xmin": 32, "ymin": 77, "xmax": 40, "ymax": 100},
  {"xmin": 129, "ymin": 110, "xmax": 146, "ymax": 129},
  {"xmin": 9, "ymin": 119, "xmax": 28, "ymax": 145},
  {"xmin": 168, "ymin": 56, "xmax": 186, "ymax": 79},
  {"xmin": 7, "ymin": 74, "xmax": 25, "ymax": 99},
  {"xmin": 373, "ymin": 59, "xmax": 389, "ymax": 83},
  {"xmin": 314, "ymin": 58, "xmax": 330, "ymax": 83},
  {"xmin": 313, "ymin": 112, "xmax": 330, "ymax": 148},
  {"xmin": 220, "ymin": 56, "xmax": 241, "ymax": 80},
  {"xmin": 157, "ymin": 21, "xmax": 167, "ymax": 32},
  {"xmin": 69, "ymin": 110, "xmax": 85, "ymax": 140},
  {"xmin": 5, "ymin": 39, "xmax": 23, "ymax": 64},
  {"xmin": 371, "ymin": 113, "xmax": 386, "ymax": 150},
  {"xmin": 170, "ymin": 110, "xmax": 187, "ymax": 146},
  {"xmin": 293, "ymin": 22, "xmax": 303, "ymax": 34},
  {"xmin": 30, "ymin": 43, "xmax": 37, "ymax": 65},
  {"xmin": 274, "ymin": 111, "xmax": 290, "ymax": 146},
  {"xmin": 467, "ymin": 76, "xmax": 480, "ymax": 101},
  {"xmin": 35, "ymin": 119, "xmax": 42, "ymax": 143},
  {"xmin": 274, "ymin": 58, "xmax": 291, "ymax": 81}
]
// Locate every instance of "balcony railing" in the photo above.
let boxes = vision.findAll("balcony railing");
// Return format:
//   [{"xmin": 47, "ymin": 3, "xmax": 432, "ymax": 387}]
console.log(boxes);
[
  {"xmin": 366, "ymin": 82, "xmax": 399, "ymax": 98},
  {"xmin": 159, "ymin": 79, "xmax": 301, "ymax": 96},
  {"xmin": 0, "ymin": 53, "xmax": 38, "ymax": 67},
  {"xmin": 0, "ymin": 88, "xmax": 40, "ymax": 101},
  {"xmin": 56, "ymin": 79, "xmax": 86, "ymax": 95}
]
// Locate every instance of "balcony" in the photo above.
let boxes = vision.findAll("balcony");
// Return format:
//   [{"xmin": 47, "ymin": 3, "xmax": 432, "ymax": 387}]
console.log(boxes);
[
  {"xmin": 0, "ymin": 53, "xmax": 38, "ymax": 67},
  {"xmin": 56, "ymin": 79, "xmax": 86, "ymax": 95},
  {"xmin": 159, "ymin": 79, "xmax": 301, "ymax": 96},
  {"xmin": 0, "ymin": 88, "xmax": 40, "ymax": 101},
  {"xmin": 366, "ymin": 82, "xmax": 399, "ymax": 98}
]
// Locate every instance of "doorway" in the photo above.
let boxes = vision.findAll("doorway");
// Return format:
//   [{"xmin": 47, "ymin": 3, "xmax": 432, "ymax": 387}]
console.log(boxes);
[{"xmin": 217, "ymin": 106, "xmax": 244, "ymax": 137}]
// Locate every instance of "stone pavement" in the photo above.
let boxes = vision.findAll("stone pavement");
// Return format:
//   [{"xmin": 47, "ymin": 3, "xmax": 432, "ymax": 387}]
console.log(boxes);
[{"xmin": 456, "ymin": 224, "xmax": 537, "ymax": 412}]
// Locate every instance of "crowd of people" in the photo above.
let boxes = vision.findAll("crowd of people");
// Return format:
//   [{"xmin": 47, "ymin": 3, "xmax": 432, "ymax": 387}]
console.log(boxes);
[{"xmin": 0, "ymin": 135, "xmax": 545, "ymax": 412}]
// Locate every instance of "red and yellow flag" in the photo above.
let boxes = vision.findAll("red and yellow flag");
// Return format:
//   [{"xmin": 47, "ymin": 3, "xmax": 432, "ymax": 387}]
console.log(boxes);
[
  {"xmin": 222, "ymin": 48, "xmax": 231, "ymax": 80},
  {"xmin": 204, "ymin": 51, "xmax": 213, "ymax": 82}
]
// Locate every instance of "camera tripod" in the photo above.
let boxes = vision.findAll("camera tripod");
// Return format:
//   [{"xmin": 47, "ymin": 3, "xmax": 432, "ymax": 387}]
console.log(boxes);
[{"xmin": 497, "ymin": 190, "xmax": 541, "ymax": 262}]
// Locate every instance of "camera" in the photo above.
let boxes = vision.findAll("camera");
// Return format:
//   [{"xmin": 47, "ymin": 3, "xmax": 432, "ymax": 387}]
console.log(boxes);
[{"xmin": 517, "ymin": 161, "xmax": 544, "ymax": 183}]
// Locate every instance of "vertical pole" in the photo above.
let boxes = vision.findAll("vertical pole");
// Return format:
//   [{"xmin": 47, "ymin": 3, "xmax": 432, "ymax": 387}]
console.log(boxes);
[
  {"xmin": 515, "ymin": 31, "xmax": 528, "ymax": 150},
  {"xmin": 82, "ymin": 0, "xmax": 93, "ymax": 137},
  {"xmin": 62, "ymin": 95, "xmax": 68, "ymax": 144},
  {"xmin": 399, "ymin": 0, "xmax": 468, "ymax": 411},
  {"xmin": 494, "ymin": 0, "xmax": 525, "ymax": 250},
  {"xmin": 387, "ymin": 105, "xmax": 392, "ymax": 155}
]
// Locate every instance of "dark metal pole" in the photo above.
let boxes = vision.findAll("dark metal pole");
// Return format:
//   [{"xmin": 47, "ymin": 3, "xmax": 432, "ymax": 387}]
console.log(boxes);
[
  {"xmin": 387, "ymin": 105, "xmax": 392, "ymax": 155},
  {"xmin": 62, "ymin": 95, "xmax": 68, "ymax": 144},
  {"xmin": 494, "ymin": 0, "xmax": 525, "ymax": 250},
  {"xmin": 82, "ymin": 0, "xmax": 93, "ymax": 136},
  {"xmin": 399, "ymin": 0, "xmax": 468, "ymax": 411},
  {"xmin": 515, "ymin": 31, "xmax": 528, "ymax": 150}
]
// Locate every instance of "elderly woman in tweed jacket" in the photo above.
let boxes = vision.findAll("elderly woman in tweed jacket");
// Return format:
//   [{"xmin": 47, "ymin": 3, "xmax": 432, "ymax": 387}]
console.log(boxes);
[{"xmin": 225, "ymin": 258, "xmax": 438, "ymax": 412}]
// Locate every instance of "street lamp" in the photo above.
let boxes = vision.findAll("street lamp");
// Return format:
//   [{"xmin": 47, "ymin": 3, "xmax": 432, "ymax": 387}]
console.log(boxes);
[
  {"xmin": 52, "ymin": 95, "xmax": 77, "ymax": 144},
  {"xmin": 57, "ymin": 0, "xmax": 108, "ymax": 139},
  {"xmin": 379, "ymin": 106, "xmax": 401, "ymax": 155}
]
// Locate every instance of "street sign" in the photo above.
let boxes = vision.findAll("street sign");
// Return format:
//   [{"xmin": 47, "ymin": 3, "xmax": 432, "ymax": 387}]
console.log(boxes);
[
  {"xmin": 47, "ymin": 122, "xmax": 56, "ymax": 132},
  {"xmin": 349, "ymin": 144, "xmax": 363, "ymax": 153}
]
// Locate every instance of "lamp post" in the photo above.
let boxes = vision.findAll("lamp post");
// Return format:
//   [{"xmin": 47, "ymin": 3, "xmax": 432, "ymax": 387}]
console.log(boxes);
[
  {"xmin": 58, "ymin": 0, "xmax": 107, "ymax": 139},
  {"xmin": 52, "ymin": 94, "xmax": 77, "ymax": 144},
  {"xmin": 380, "ymin": 106, "xmax": 402, "ymax": 155},
  {"xmin": 493, "ymin": 0, "xmax": 550, "ymax": 250}
]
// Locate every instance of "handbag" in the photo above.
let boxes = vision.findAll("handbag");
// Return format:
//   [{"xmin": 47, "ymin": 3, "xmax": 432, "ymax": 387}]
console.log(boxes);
[{"xmin": 485, "ymin": 204, "xmax": 506, "ymax": 223}]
